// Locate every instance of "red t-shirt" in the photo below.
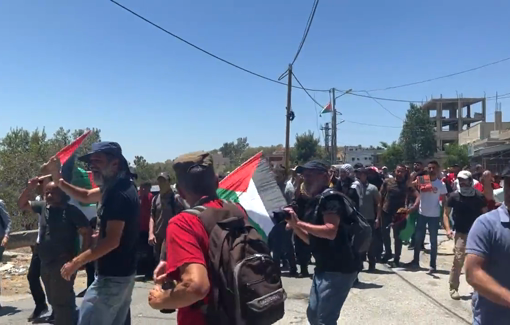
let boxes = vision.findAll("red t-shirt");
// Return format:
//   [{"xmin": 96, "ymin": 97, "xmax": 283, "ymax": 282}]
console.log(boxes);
[
  {"xmin": 139, "ymin": 193, "xmax": 153, "ymax": 232},
  {"xmin": 166, "ymin": 200, "xmax": 223, "ymax": 325}
]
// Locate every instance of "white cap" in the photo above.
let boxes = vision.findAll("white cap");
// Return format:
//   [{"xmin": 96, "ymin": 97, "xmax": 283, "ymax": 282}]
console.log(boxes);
[{"xmin": 457, "ymin": 170, "xmax": 472, "ymax": 179}]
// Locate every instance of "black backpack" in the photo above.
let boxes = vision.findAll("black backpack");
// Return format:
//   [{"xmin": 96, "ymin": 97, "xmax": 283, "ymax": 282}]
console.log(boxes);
[
  {"xmin": 317, "ymin": 188, "xmax": 372, "ymax": 254},
  {"xmin": 185, "ymin": 200, "xmax": 286, "ymax": 325}
]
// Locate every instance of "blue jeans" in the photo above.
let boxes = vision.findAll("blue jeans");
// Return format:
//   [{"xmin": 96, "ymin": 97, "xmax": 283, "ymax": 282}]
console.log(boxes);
[
  {"xmin": 78, "ymin": 275, "xmax": 135, "ymax": 325},
  {"xmin": 307, "ymin": 271, "xmax": 357, "ymax": 325},
  {"xmin": 413, "ymin": 215, "xmax": 440, "ymax": 268}
]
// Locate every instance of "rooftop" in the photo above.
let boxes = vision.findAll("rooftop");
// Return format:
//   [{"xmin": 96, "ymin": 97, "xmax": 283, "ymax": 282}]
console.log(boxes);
[{"xmin": 422, "ymin": 97, "xmax": 485, "ymax": 111}]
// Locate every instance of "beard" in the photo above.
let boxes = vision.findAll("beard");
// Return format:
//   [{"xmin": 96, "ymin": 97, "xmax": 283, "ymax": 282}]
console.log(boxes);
[{"xmin": 92, "ymin": 166, "xmax": 115, "ymax": 187}]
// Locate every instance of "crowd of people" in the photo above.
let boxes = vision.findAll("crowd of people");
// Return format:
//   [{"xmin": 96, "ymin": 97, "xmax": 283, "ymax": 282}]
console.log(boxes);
[{"xmin": 0, "ymin": 140, "xmax": 509, "ymax": 325}]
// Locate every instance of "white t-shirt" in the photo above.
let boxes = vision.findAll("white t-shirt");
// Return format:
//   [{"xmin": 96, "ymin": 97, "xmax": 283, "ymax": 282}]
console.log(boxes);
[{"xmin": 419, "ymin": 178, "xmax": 448, "ymax": 217}]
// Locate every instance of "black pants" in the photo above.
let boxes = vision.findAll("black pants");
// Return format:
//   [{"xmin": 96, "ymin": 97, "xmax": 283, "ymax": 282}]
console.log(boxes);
[
  {"xmin": 138, "ymin": 231, "xmax": 155, "ymax": 278},
  {"xmin": 294, "ymin": 235, "xmax": 311, "ymax": 273},
  {"xmin": 367, "ymin": 220, "xmax": 383, "ymax": 265},
  {"xmin": 41, "ymin": 258, "xmax": 77, "ymax": 325},
  {"xmin": 27, "ymin": 245, "xmax": 47, "ymax": 308},
  {"xmin": 381, "ymin": 211, "xmax": 406, "ymax": 262},
  {"xmin": 272, "ymin": 229, "xmax": 297, "ymax": 272}
]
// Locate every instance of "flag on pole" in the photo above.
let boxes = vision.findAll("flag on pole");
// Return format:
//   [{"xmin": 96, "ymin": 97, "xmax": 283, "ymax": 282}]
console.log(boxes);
[
  {"xmin": 320, "ymin": 102, "xmax": 332, "ymax": 115},
  {"xmin": 55, "ymin": 130, "xmax": 91, "ymax": 164},
  {"xmin": 217, "ymin": 152, "xmax": 287, "ymax": 241}
]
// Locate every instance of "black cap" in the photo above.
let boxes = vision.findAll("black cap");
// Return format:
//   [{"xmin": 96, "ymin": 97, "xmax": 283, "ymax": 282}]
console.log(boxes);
[
  {"xmin": 157, "ymin": 172, "xmax": 171, "ymax": 181},
  {"xmin": 501, "ymin": 167, "xmax": 510, "ymax": 178},
  {"xmin": 295, "ymin": 160, "xmax": 330, "ymax": 174}
]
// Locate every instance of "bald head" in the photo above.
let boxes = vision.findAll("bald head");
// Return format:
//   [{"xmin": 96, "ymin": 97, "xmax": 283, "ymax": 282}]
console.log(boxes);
[{"xmin": 44, "ymin": 181, "xmax": 67, "ymax": 205}]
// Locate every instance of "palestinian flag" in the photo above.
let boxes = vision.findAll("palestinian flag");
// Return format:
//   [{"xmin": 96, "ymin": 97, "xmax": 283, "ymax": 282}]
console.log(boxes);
[
  {"xmin": 217, "ymin": 152, "xmax": 287, "ymax": 241},
  {"xmin": 320, "ymin": 102, "xmax": 332, "ymax": 115},
  {"xmin": 56, "ymin": 130, "xmax": 91, "ymax": 164}
]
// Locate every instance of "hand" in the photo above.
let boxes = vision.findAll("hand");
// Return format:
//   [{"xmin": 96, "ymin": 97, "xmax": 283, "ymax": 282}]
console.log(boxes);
[
  {"xmin": 60, "ymin": 259, "xmax": 80, "ymax": 281},
  {"xmin": 47, "ymin": 156, "xmax": 61, "ymax": 173},
  {"xmin": 28, "ymin": 177, "xmax": 40, "ymax": 190},
  {"xmin": 447, "ymin": 230, "xmax": 454, "ymax": 240},
  {"xmin": 148, "ymin": 284, "xmax": 167, "ymax": 310},
  {"xmin": 153, "ymin": 261, "xmax": 168, "ymax": 285},
  {"xmin": 284, "ymin": 208, "xmax": 299, "ymax": 228},
  {"xmin": 1, "ymin": 236, "xmax": 8, "ymax": 247},
  {"xmin": 375, "ymin": 218, "xmax": 381, "ymax": 229},
  {"xmin": 148, "ymin": 234, "xmax": 157, "ymax": 246}
]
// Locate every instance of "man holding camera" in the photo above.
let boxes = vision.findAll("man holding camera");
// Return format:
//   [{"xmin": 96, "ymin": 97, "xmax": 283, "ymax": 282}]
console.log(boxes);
[{"xmin": 285, "ymin": 161, "xmax": 359, "ymax": 325}]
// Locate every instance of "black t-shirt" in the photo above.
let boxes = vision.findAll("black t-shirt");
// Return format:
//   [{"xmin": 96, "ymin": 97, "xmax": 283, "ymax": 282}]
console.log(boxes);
[
  {"xmin": 30, "ymin": 201, "xmax": 90, "ymax": 264},
  {"xmin": 447, "ymin": 190, "xmax": 487, "ymax": 234},
  {"xmin": 97, "ymin": 178, "xmax": 140, "ymax": 277},
  {"xmin": 307, "ymin": 192, "xmax": 359, "ymax": 274}
]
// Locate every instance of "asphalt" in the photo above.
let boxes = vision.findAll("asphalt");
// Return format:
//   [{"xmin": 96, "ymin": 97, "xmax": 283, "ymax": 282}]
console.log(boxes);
[{"xmin": 1, "ymin": 230, "xmax": 473, "ymax": 324}]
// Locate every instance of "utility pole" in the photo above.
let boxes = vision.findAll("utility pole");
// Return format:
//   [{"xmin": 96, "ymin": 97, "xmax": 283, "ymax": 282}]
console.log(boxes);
[
  {"xmin": 331, "ymin": 88, "xmax": 337, "ymax": 164},
  {"xmin": 321, "ymin": 123, "xmax": 330, "ymax": 155},
  {"xmin": 284, "ymin": 64, "xmax": 293, "ymax": 175}
]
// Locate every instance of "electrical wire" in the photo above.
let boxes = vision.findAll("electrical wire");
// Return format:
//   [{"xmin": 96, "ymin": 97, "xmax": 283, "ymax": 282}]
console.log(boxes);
[
  {"xmin": 292, "ymin": 71, "xmax": 323, "ymax": 135},
  {"xmin": 361, "ymin": 56, "xmax": 510, "ymax": 92},
  {"xmin": 110, "ymin": 0, "xmax": 329, "ymax": 93},
  {"xmin": 291, "ymin": 0, "xmax": 319, "ymax": 66},
  {"xmin": 346, "ymin": 91, "xmax": 423, "ymax": 103},
  {"xmin": 342, "ymin": 120, "xmax": 402, "ymax": 129},
  {"xmin": 362, "ymin": 91, "xmax": 404, "ymax": 121}
]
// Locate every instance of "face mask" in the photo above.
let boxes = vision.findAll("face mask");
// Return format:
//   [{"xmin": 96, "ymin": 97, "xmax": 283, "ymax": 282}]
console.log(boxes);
[{"xmin": 459, "ymin": 186, "xmax": 475, "ymax": 197}]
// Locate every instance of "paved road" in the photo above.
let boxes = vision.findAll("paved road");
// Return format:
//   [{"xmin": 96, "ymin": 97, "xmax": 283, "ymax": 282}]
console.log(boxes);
[{"xmin": 1, "ymin": 230, "xmax": 473, "ymax": 324}]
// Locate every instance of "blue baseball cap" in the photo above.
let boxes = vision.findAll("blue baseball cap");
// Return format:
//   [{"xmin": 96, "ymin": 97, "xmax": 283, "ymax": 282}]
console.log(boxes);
[{"xmin": 79, "ymin": 141, "xmax": 129, "ymax": 171}]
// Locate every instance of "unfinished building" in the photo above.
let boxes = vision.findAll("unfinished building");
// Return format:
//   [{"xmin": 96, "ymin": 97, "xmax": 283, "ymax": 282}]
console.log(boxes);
[{"xmin": 422, "ymin": 97, "xmax": 486, "ymax": 151}]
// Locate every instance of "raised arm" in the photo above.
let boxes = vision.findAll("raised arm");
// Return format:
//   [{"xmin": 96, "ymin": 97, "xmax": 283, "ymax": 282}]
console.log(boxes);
[{"xmin": 18, "ymin": 177, "xmax": 40, "ymax": 212}]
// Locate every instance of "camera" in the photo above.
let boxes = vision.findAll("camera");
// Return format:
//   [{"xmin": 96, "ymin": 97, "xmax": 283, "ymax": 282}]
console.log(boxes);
[{"xmin": 272, "ymin": 210, "xmax": 292, "ymax": 224}]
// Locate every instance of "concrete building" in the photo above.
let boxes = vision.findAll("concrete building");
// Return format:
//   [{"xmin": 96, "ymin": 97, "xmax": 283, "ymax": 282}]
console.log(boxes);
[
  {"xmin": 344, "ymin": 145, "xmax": 384, "ymax": 166},
  {"xmin": 422, "ymin": 97, "xmax": 486, "ymax": 151}
]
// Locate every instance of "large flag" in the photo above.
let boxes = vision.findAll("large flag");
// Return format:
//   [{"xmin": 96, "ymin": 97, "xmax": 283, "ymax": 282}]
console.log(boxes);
[
  {"xmin": 56, "ymin": 130, "xmax": 91, "ymax": 164},
  {"xmin": 320, "ymin": 102, "xmax": 332, "ymax": 115},
  {"xmin": 217, "ymin": 152, "xmax": 287, "ymax": 241}
]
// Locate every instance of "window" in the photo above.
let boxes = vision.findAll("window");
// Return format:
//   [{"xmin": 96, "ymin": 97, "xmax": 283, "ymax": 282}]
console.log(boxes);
[
  {"xmin": 364, "ymin": 157, "xmax": 367, "ymax": 160},
  {"xmin": 369, "ymin": 157, "xmax": 372, "ymax": 160},
  {"xmin": 352, "ymin": 157, "xmax": 355, "ymax": 161},
  {"xmin": 357, "ymin": 158, "xmax": 360, "ymax": 160}
]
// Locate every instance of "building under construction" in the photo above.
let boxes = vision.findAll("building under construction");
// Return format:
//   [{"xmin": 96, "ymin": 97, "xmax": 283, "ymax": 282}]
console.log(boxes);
[{"xmin": 422, "ymin": 96, "xmax": 486, "ymax": 151}]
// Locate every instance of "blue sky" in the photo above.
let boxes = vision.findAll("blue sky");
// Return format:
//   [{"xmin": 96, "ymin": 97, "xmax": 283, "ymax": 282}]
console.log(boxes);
[{"xmin": 1, "ymin": 0, "xmax": 509, "ymax": 163}]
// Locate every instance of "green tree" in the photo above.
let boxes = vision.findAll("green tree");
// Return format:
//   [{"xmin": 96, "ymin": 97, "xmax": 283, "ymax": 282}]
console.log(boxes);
[
  {"xmin": 133, "ymin": 155, "xmax": 157, "ymax": 185},
  {"xmin": 399, "ymin": 103, "xmax": 436, "ymax": 163},
  {"xmin": 0, "ymin": 126, "xmax": 102, "ymax": 231},
  {"xmin": 219, "ymin": 137, "xmax": 249, "ymax": 169},
  {"xmin": 294, "ymin": 131, "xmax": 325, "ymax": 164},
  {"xmin": 444, "ymin": 143, "xmax": 469, "ymax": 168},
  {"xmin": 379, "ymin": 141, "xmax": 404, "ymax": 171}
]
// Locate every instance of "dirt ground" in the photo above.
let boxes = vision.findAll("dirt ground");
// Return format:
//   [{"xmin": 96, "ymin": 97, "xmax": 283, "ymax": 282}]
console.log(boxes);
[{"xmin": 1, "ymin": 248, "xmax": 87, "ymax": 297}]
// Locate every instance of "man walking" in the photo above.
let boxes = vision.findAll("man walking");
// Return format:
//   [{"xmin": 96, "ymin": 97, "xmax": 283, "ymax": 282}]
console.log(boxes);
[
  {"xmin": 138, "ymin": 182, "xmax": 153, "ymax": 280},
  {"xmin": 52, "ymin": 142, "xmax": 140, "ymax": 325},
  {"xmin": 408, "ymin": 161, "xmax": 447, "ymax": 272},
  {"xmin": 357, "ymin": 168, "xmax": 381, "ymax": 271},
  {"xmin": 150, "ymin": 172, "xmax": 183, "ymax": 270},
  {"xmin": 18, "ymin": 179, "xmax": 91, "ymax": 325},
  {"xmin": 465, "ymin": 167, "xmax": 510, "ymax": 324},
  {"xmin": 444, "ymin": 171, "xmax": 487, "ymax": 300},
  {"xmin": 378, "ymin": 165, "xmax": 419, "ymax": 267},
  {"xmin": 286, "ymin": 161, "xmax": 359, "ymax": 324}
]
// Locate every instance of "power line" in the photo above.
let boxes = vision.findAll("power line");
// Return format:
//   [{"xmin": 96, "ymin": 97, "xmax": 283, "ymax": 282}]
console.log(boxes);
[
  {"xmin": 346, "ymin": 91, "xmax": 423, "ymax": 103},
  {"xmin": 362, "ymin": 91, "xmax": 404, "ymax": 121},
  {"xmin": 292, "ymin": 71, "xmax": 323, "ymax": 135},
  {"xmin": 291, "ymin": 0, "xmax": 319, "ymax": 66},
  {"xmin": 342, "ymin": 120, "xmax": 402, "ymax": 129},
  {"xmin": 110, "ymin": 0, "xmax": 329, "ymax": 93},
  {"xmin": 361, "ymin": 56, "xmax": 510, "ymax": 92}
]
